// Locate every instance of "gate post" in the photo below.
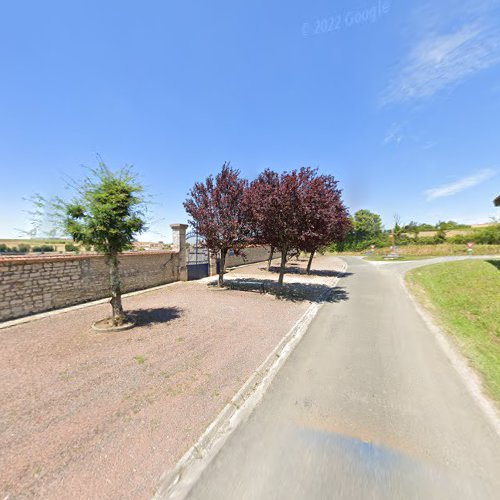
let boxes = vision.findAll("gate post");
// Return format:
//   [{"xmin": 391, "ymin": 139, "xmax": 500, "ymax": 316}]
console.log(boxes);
[
  {"xmin": 170, "ymin": 224, "xmax": 188, "ymax": 281},
  {"xmin": 209, "ymin": 250, "xmax": 218, "ymax": 276}
]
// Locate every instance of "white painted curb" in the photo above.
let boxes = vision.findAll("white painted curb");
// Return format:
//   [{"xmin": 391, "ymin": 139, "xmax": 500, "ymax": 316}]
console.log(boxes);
[{"xmin": 152, "ymin": 261, "xmax": 348, "ymax": 500}]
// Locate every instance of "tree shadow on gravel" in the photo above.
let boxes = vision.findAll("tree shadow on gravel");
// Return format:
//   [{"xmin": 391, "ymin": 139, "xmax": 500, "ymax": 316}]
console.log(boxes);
[
  {"xmin": 486, "ymin": 260, "xmax": 500, "ymax": 271},
  {"xmin": 266, "ymin": 266, "xmax": 352, "ymax": 278},
  {"xmin": 219, "ymin": 278, "xmax": 349, "ymax": 304},
  {"xmin": 128, "ymin": 307, "xmax": 183, "ymax": 326}
]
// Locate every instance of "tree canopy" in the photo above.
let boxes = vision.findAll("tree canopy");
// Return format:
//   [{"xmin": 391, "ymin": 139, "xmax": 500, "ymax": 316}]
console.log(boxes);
[
  {"xmin": 296, "ymin": 170, "xmax": 351, "ymax": 272},
  {"xmin": 352, "ymin": 209, "xmax": 383, "ymax": 240},
  {"xmin": 245, "ymin": 167, "xmax": 350, "ymax": 284},
  {"xmin": 30, "ymin": 163, "xmax": 148, "ymax": 326},
  {"xmin": 63, "ymin": 165, "xmax": 146, "ymax": 254},
  {"xmin": 184, "ymin": 162, "xmax": 249, "ymax": 286}
]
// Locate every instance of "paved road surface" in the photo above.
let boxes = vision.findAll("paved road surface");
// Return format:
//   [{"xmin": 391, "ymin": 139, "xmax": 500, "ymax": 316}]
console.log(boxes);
[{"xmin": 186, "ymin": 256, "xmax": 500, "ymax": 499}]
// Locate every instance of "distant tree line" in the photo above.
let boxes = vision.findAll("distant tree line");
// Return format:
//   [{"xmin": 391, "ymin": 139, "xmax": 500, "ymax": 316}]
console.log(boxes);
[
  {"xmin": 0, "ymin": 242, "xmax": 80, "ymax": 254},
  {"xmin": 330, "ymin": 209, "xmax": 500, "ymax": 251},
  {"xmin": 0, "ymin": 243, "xmax": 56, "ymax": 253},
  {"xmin": 446, "ymin": 225, "xmax": 500, "ymax": 245}
]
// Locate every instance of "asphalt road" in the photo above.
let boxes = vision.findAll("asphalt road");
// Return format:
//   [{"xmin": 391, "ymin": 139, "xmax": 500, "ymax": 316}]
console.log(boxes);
[{"xmin": 186, "ymin": 256, "xmax": 500, "ymax": 500}]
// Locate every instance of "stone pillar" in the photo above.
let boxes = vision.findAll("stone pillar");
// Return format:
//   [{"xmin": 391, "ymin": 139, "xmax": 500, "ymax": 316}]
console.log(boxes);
[
  {"xmin": 209, "ymin": 250, "xmax": 218, "ymax": 276},
  {"xmin": 170, "ymin": 224, "xmax": 188, "ymax": 281}
]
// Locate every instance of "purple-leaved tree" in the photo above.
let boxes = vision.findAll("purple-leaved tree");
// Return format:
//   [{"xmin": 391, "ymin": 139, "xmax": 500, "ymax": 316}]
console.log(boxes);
[
  {"xmin": 245, "ymin": 168, "xmax": 307, "ymax": 286},
  {"xmin": 298, "ymin": 170, "xmax": 351, "ymax": 273},
  {"xmin": 184, "ymin": 163, "xmax": 249, "ymax": 287},
  {"xmin": 246, "ymin": 167, "xmax": 350, "ymax": 284}
]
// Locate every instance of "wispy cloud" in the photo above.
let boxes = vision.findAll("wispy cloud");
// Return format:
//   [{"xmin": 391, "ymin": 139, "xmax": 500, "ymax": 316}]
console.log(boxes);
[
  {"xmin": 424, "ymin": 168, "xmax": 496, "ymax": 200},
  {"xmin": 382, "ymin": 2, "xmax": 500, "ymax": 104},
  {"xmin": 383, "ymin": 122, "xmax": 436, "ymax": 149},
  {"xmin": 384, "ymin": 122, "xmax": 405, "ymax": 144}
]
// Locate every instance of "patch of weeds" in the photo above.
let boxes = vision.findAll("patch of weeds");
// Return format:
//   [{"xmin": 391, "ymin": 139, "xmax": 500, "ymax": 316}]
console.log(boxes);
[
  {"xmin": 165, "ymin": 380, "xmax": 193, "ymax": 396},
  {"xmin": 34, "ymin": 465, "xmax": 43, "ymax": 478},
  {"xmin": 176, "ymin": 337, "xmax": 185, "ymax": 342},
  {"xmin": 134, "ymin": 355, "xmax": 146, "ymax": 365},
  {"xmin": 150, "ymin": 418, "xmax": 161, "ymax": 431},
  {"xmin": 59, "ymin": 370, "xmax": 75, "ymax": 381}
]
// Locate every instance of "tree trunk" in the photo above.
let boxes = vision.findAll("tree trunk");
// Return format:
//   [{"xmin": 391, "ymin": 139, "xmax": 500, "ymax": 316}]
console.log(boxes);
[
  {"xmin": 108, "ymin": 252, "xmax": 126, "ymax": 325},
  {"xmin": 278, "ymin": 247, "xmax": 287, "ymax": 287},
  {"xmin": 306, "ymin": 249, "xmax": 315, "ymax": 274},
  {"xmin": 267, "ymin": 245, "xmax": 274, "ymax": 271},
  {"xmin": 218, "ymin": 248, "xmax": 227, "ymax": 287}
]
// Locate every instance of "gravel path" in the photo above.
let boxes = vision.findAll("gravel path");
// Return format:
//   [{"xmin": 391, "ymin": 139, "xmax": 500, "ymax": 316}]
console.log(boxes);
[{"xmin": 0, "ymin": 255, "xmax": 344, "ymax": 499}]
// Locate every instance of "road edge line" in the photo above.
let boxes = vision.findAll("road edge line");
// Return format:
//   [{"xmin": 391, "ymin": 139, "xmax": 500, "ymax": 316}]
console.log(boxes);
[
  {"xmin": 152, "ymin": 261, "xmax": 348, "ymax": 500},
  {"xmin": 400, "ymin": 273, "xmax": 500, "ymax": 438}
]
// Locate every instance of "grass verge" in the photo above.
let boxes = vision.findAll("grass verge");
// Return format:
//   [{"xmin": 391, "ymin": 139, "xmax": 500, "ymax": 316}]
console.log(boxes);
[{"xmin": 406, "ymin": 259, "xmax": 500, "ymax": 403}]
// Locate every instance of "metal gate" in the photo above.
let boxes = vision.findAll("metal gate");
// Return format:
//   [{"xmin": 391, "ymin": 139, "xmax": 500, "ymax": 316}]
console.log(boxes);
[{"xmin": 186, "ymin": 231, "xmax": 209, "ymax": 281}]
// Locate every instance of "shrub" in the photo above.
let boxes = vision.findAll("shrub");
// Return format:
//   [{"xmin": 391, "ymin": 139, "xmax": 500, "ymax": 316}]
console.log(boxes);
[
  {"xmin": 32, "ymin": 245, "xmax": 55, "ymax": 252},
  {"xmin": 449, "ymin": 234, "xmax": 468, "ymax": 244},
  {"xmin": 448, "ymin": 224, "xmax": 500, "ymax": 245},
  {"xmin": 17, "ymin": 244, "xmax": 31, "ymax": 253},
  {"xmin": 64, "ymin": 243, "xmax": 79, "ymax": 252},
  {"xmin": 394, "ymin": 234, "xmax": 413, "ymax": 246},
  {"xmin": 433, "ymin": 230, "xmax": 447, "ymax": 244},
  {"xmin": 474, "ymin": 224, "xmax": 500, "ymax": 244},
  {"xmin": 415, "ymin": 236, "xmax": 437, "ymax": 245}
]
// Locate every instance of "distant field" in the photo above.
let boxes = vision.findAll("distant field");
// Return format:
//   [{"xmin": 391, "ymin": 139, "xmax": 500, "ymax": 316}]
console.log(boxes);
[
  {"xmin": 0, "ymin": 238, "xmax": 70, "ymax": 252},
  {"xmin": 0, "ymin": 238, "xmax": 68, "ymax": 244},
  {"xmin": 0, "ymin": 238, "xmax": 168, "ymax": 254},
  {"xmin": 403, "ymin": 223, "xmax": 496, "ymax": 239},
  {"xmin": 367, "ymin": 244, "xmax": 500, "ymax": 257},
  {"xmin": 332, "ymin": 244, "xmax": 500, "ymax": 258},
  {"xmin": 407, "ymin": 230, "xmax": 467, "ymax": 238},
  {"xmin": 406, "ymin": 259, "xmax": 500, "ymax": 403}
]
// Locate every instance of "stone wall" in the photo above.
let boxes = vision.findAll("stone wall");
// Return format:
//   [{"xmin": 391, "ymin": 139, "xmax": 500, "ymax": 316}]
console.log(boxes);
[
  {"xmin": 225, "ymin": 246, "xmax": 277, "ymax": 268},
  {"xmin": 0, "ymin": 226, "xmax": 277, "ymax": 323},
  {"xmin": 0, "ymin": 251, "xmax": 180, "ymax": 322}
]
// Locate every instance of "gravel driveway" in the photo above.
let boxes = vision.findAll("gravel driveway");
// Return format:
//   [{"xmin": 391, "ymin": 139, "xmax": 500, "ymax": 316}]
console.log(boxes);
[{"xmin": 0, "ymin": 255, "xmax": 344, "ymax": 499}]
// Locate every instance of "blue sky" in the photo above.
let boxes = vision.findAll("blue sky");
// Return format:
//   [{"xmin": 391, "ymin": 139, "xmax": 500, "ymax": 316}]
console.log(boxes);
[{"xmin": 1, "ymin": 0, "xmax": 499, "ymax": 241}]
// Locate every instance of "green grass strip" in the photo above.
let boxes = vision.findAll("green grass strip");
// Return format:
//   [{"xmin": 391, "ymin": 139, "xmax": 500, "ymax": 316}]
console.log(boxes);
[{"xmin": 407, "ymin": 259, "xmax": 500, "ymax": 402}]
